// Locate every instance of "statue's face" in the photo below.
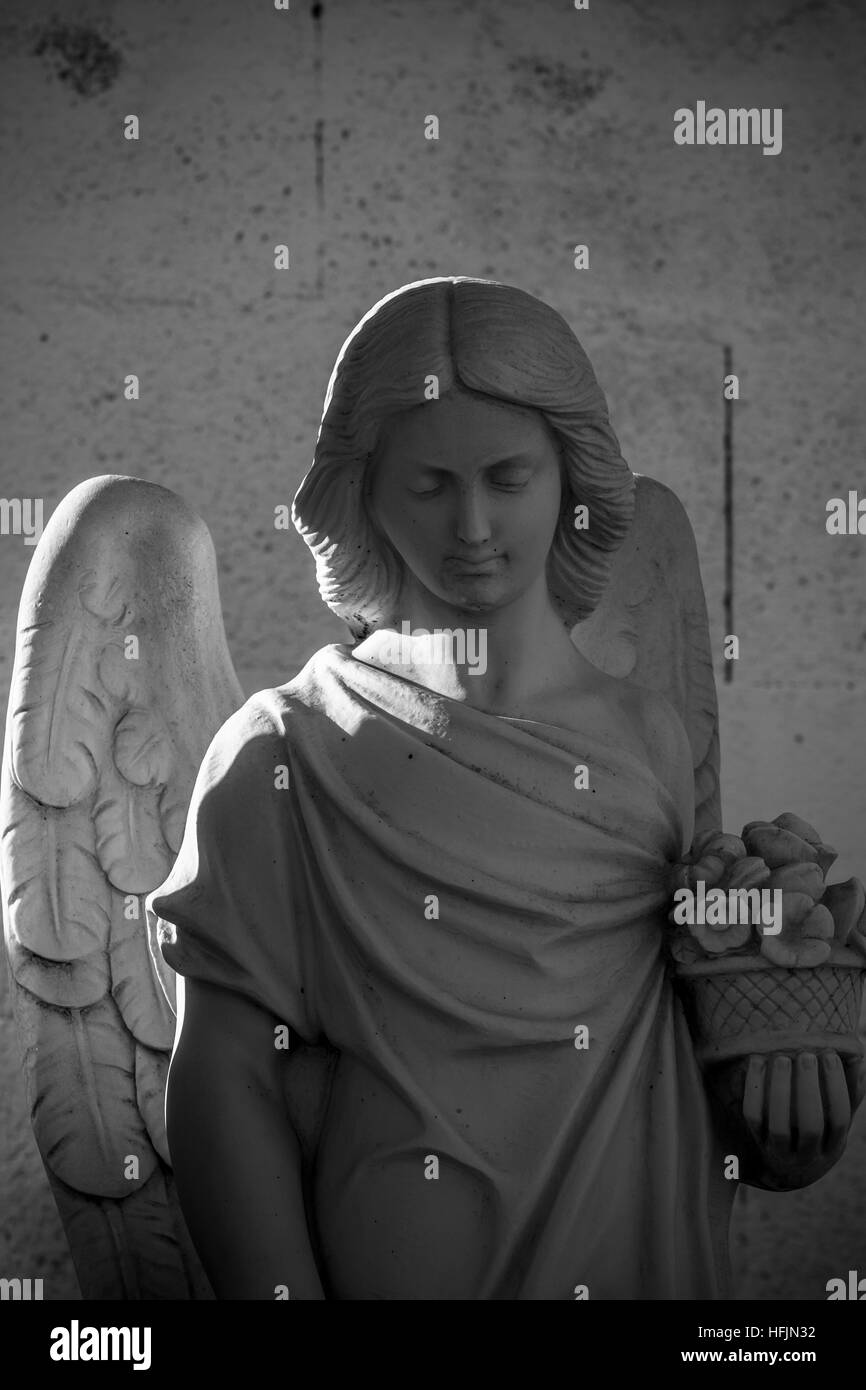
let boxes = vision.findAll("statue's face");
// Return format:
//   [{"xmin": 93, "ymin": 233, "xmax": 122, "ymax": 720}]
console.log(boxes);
[{"xmin": 368, "ymin": 391, "xmax": 563, "ymax": 615}]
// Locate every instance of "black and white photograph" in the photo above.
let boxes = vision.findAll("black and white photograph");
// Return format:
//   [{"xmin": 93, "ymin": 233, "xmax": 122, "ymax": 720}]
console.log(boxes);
[{"xmin": 0, "ymin": 0, "xmax": 864, "ymax": 1361}]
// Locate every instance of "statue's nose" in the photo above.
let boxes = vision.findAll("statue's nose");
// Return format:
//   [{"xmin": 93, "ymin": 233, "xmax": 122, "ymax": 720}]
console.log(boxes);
[{"xmin": 454, "ymin": 487, "xmax": 491, "ymax": 544}]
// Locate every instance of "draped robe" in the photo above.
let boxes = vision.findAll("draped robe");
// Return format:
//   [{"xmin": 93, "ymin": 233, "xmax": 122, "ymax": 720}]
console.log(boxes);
[{"xmin": 151, "ymin": 643, "xmax": 735, "ymax": 1300}]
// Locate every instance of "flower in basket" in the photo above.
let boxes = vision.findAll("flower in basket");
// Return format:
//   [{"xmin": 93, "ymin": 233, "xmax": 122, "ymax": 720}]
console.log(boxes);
[
  {"xmin": 742, "ymin": 813, "xmax": 838, "ymax": 967},
  {"xmin": 667, "ymin": 830, "xmax": 764, "ymax": 963},
  {"xmin": 666, "ymin": 813, "xmax": 866, "ymax": 968},
  {"xmin": 668, "ymin": 815, "xmax": 866, "ymax": 1175}
]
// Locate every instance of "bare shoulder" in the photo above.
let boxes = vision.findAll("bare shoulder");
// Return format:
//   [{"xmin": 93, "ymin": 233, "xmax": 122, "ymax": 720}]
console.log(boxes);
[{"xmin": 576, "ymin": 658, "xmax": 684, "ymax": 742}]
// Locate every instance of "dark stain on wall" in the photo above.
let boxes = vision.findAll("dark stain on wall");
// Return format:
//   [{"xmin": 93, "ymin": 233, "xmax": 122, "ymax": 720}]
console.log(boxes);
[
  {"xmin": 507, "ymin": 56, "xmax": 611, "ymax": 113},
  {"xmin": 33, "ymin": 19, "xmax": 122, "ymax": 97}
]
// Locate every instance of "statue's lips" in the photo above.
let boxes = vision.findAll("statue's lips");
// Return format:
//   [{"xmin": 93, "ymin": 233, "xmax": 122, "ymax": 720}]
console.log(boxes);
[{"xmin": 445, "ymin": 556, "xmax": 504, "ymax": 574}]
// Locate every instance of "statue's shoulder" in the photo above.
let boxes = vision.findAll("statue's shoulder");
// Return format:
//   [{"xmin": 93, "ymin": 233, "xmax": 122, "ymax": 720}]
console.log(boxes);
[
  {"xmin": 193, "ymin": 648, "xmax": 331, "ymax": 752},
  {"xmin": 579, "ymin": 613, "xmax": 692, "ymax": 804},
  {"xmin": 244, "ymin": 644, "xmax": 348, "ymax": 739},
  {"xmin": 588, "ymin": 661, "xmax": 691, "ymax": 772}
]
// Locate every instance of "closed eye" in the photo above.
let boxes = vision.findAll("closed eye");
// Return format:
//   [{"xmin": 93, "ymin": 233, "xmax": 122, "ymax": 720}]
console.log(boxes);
[
  {"xmin": 407, "ymin": 465, "xmax": 534, "ymax": 497},
  {"xmin": 409, "ymin": 480, "xmax": 527, "ymax": 497}
]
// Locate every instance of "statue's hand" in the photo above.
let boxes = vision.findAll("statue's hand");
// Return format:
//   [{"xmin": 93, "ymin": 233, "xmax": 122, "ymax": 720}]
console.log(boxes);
[{"xmin": 741, "ymin": 1050, "xmax": 866, "ymax": 1189}]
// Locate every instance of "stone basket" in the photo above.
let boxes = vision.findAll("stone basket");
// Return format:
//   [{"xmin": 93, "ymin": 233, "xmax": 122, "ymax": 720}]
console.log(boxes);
[{"xmin": 674, "ymin": 945, "xmax": 866, "ymax": 1067}]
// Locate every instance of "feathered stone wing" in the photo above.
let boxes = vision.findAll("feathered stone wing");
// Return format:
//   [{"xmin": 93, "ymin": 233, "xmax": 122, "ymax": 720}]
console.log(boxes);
[
  {"xmin": 0, "ymin": 475, "xmax": 244, "ymax": 1298},
  {"xmin": 572, "ymin": 474, "xmax": 721, "ymax": 837}
]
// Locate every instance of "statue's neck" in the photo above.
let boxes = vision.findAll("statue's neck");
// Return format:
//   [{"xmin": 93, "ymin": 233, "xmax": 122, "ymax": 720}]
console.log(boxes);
[{"xmin": 352, "ymin": 585, "xmax": 592, "ymax": 716}]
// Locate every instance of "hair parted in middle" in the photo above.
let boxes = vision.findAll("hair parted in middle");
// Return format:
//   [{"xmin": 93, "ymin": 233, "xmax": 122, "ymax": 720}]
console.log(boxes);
[{"xmin": 292, "ymin": 276, "xmax": 636, "ymax": 639}]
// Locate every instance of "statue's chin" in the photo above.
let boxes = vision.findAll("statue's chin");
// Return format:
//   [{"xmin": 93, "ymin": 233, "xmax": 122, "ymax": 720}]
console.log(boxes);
[
  {"xmin": 443, "ymin": 597, "xmax": 499, "ymax": 615},
  {"xmin": 435, "ymin": 577, "xmax": 513, "ymax": 615}
]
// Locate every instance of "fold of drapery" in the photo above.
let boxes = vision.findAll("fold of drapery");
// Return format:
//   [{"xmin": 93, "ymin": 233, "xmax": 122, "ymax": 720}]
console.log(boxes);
[{"xmin": 153, "ymin": 644, "xmax": 734, "ymax": 1299}]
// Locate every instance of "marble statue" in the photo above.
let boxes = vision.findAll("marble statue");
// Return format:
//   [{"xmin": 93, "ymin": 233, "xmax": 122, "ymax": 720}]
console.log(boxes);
[{"xmin": 2, "ymin": 277, "xmax": 864, "ymax": 1300}]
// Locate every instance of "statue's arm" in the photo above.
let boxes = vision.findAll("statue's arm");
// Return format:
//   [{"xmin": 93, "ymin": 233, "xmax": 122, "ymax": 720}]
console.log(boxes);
[{"xmin": 167, "ymin": 973, "xmax": 326, "ymax": 1299}]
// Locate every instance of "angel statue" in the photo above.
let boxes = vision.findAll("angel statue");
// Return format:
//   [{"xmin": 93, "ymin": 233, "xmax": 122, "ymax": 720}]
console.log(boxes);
[{"xmin": 3, "ymin": 276, "xmax": 866, "ymax": 1302}]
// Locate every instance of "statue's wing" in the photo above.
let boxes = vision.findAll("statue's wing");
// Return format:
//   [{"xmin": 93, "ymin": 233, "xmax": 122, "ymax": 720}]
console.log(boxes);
[
  {"xmin": 0, "ymin": 475, "xmax": 244, "ymax": 1299},
  {"xmin": 572, "ymin": 473, "xmax": 721, "ymax": 836}
]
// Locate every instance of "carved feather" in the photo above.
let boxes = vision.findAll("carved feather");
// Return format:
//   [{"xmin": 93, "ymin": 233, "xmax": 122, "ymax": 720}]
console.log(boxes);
[
  {"xmin": 49, "ymin": 1165, "xmax": 213, "ymax": 1300},
  {"xmin": 94, "ymin": 769, "xmax": 174, "ymax": 894},
  {"xmin": 109, "ymin": 888, "xmax": 174, "ymax": 1050},
  {"xmin": 135, "ymin": 1043, "xmax": 171, "ymax": 1165},
  {"xmin": 9, "ymin": 618, "xmax": 107, "ymax": 808},
  {"xmin": 6, "ymin": 939, "xmax": 109, "ymax": 1008},
  {"xmin": 9, "ymin": 563, "xmax": 133, "ymax": 807},
  {"xmin": 16, "ymin": 989, "xmax": 158, "ymax": 1198},
  {"xmin": 113, "ymin": 707, "xmax": 174, "ymax": 788},
  {"xmin": 1, "ymin": 777, "xmax": 111, "ymax": 962},
  {"xmin": 159, "ymin": 777, "xmax": 195, "ymax": 856}
]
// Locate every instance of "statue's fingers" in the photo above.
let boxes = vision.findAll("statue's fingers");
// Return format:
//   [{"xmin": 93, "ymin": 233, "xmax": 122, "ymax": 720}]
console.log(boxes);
[
  {"xmin": 844, "ymin": 1057, "xmax": 866, "ymax": 1114},
  {"xmin": 792, "ymin": 1052, "xmax": 825, "ymax": 1158},
  {"xmin": 743, "ymin": 1054, "xmax": 768, "ymax": 1143},
  {"xmin": 818, "ymin": 1052, "xmax": 851, "ymax": 1153},
  {"xmin": 765, "ymin": 1054, "xmax": 794, "ymax": 1161}
]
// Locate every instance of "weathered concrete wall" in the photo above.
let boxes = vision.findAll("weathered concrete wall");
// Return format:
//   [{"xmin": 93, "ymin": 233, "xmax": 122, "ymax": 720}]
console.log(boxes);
[{"xmin": 1, "ymin": 0, "xmax": 864, "ymax": 1300}]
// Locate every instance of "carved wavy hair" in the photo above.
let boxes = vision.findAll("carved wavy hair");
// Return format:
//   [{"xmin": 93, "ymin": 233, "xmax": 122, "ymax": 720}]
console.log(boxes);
[{"xmin": 292, "ymin": 276, "xmax": 635, "ymax": 638}]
